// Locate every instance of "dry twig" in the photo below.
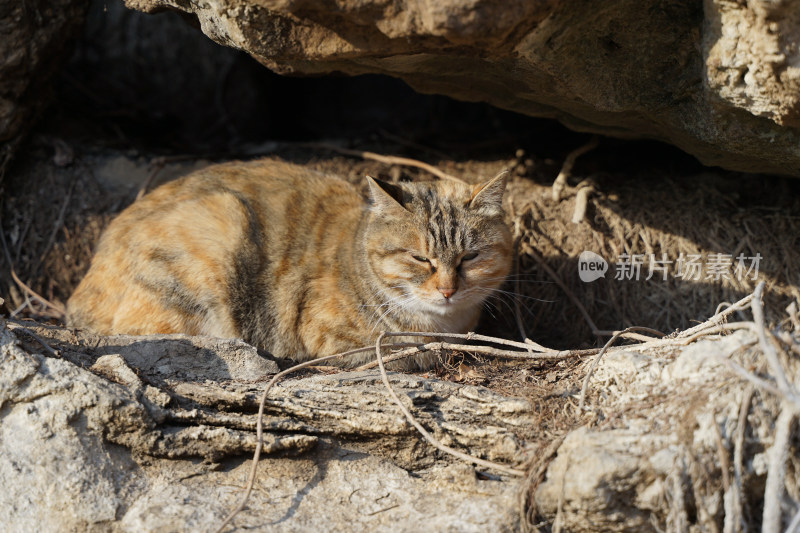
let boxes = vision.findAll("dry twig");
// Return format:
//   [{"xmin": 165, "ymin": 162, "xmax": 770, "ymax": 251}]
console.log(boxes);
[
  {"xmin": 6, "ymin": 322, "xmax": 60, "ymax": 357},
  {"xmin": 751, "ymin": 283, "xmax": 798, "ymax": 404},
  {"xmin": 522, "ymin": 242, "xmax": 600, "ymax": 335},
  {"xmin": 519, "ymin": 435, "xmax": 566, "ymax": 533},
  {"xmin": 594, "ymin": 328, "xmax": 666, "ymax": 343},
  {"xmin": 0, "ymin": 221, "xmax": 65, "ymax": 317},
  {"xmin": 31, "ymin": 176, "xmax": 75, "ymax": 278},
  {"xmin": 551, "ymin": 137, "xmax": 599, "ymax": 202},
  {"xmin": 309, "ymin": 143, "xmax": 466, "ymax": 183},
  {"xmin": 762, "ymin": 408, "xmax": 796, "ymax": 533},
  {"xmin": 373, "ymin": 332, "xmax": 525, "ymax": 476},
  {"xmin": 678, "ymin": 292, "xmax": 754, "ymax": 339},
  {"xmin": 571, "ymin": 181, "xmax": 595, "ymax": 224},
  {"xmin": 9, "ymin": 269, "xmax": 65, "ymax": 317},
  {"xmin": 732, "ymin": 385, "xmax": 753, "ymax": 533},
  {"xmin": 714, "ymin": 416, "xmax": 740, "ymax": 533},
  {"xmin": 213, "ymin": 344, "xmax": 390, "ymax": 533},
  {"xmin": 578, "ymin": 326, "xmax": 663, "ymax": 411}
]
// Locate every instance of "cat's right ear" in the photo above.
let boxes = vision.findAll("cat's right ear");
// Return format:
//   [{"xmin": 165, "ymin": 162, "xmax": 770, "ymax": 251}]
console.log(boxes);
[{"xmin": 366, "ymin": 176, "xmax": 409, "ymax": 217}]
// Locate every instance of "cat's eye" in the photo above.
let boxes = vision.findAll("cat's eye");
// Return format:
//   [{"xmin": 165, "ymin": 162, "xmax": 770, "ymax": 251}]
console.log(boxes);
[
  {"xmin": 462, "ymin": 252, "xmax": 479, "ymax": 261},
  {"xmin": 410, "ymin": 254, "xmax": 430, "ymax": 263}
]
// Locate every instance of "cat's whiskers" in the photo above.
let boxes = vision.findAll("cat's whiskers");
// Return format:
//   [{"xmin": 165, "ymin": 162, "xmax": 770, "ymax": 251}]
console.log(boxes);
[
  {"xmin": 365, "ymin": 290, "xmax": 417, "ymax": 334},
  {"xmin": 475, "ymin": 289, "xmax": 520, "ymax": 317},
  {"xmin": 481, "ymin": 299, "xmax": 500, "ymax": 320},
  {"xmin": 368, "ymin": 299, "xmax": 414, "ymax": 335},
  {"xmin": 474, "ymin": 275, "xmax": 551, "ymax": 284},
  {"xmin": 463, "ymin": 285, "xmax": 552, "ymax": 303},
  {"xmin": 358, "ymin": 285, "xmax": 408, "ymax": 309},
  {"xmin": 466, "ymin": 286, "xmax": 542, "ymax": 319}
]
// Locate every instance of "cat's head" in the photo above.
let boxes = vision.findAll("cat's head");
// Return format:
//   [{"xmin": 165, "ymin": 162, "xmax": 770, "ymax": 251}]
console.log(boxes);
[{"xmin": 363, "ymin": 172, "xmax": 513, "ymax": 316}]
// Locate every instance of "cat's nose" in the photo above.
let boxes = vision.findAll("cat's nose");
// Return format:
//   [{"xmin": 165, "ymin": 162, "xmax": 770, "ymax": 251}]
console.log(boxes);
[{"xmin": 438, "ymin": 287, "xmax": 457, "ymax": 299}]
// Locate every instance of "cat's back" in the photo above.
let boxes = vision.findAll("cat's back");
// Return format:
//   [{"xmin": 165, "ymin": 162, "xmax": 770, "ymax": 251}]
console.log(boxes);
[
  {"xmin": 131, "ymin": 159, "xmax": 360, "ymax": 216},
  {"xmin": 66, "ymin": 159, "xmax": 364, "ymax": 337}
]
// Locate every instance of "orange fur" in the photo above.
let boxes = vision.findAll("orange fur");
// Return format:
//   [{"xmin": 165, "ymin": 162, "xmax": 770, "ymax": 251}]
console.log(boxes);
[{"xmin": 67, "ymin": 159, "xmax": 512, "ymax": 369}]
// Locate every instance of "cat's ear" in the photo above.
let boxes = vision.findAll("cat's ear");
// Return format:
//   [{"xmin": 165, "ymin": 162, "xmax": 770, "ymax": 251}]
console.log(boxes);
[
  {"xmin": 468, "ymin": 170, "xmax": 508, "ymax": 213},
  {"xmin": 366, "ymin": 176, "xmax": 409, "ymax": 217}
]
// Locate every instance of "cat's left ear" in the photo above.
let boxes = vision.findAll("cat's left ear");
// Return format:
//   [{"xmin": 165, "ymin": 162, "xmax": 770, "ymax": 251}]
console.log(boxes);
[
  {"xmin": 468, "ymin": 170, "xmax": 508, "ymax": 213},
  {"xmin": 366, "ymin": 176, "xmax": 409, "ymax": 217}
]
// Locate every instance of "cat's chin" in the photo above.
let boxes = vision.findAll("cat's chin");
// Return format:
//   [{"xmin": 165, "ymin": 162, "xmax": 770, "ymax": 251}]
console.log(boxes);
[{"xmin": 412, "ymin": 297, "xmax": 472, "ymax": 316}]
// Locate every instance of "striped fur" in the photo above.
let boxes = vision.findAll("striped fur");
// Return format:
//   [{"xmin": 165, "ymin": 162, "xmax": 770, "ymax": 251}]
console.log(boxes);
[{"xmin": 67, "ymin": 159, "xmax": 512, "ymax": 369}]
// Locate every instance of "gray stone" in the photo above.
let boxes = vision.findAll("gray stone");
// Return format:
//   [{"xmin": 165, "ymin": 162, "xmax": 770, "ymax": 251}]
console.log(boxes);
[
  {"xmin": 0, "ymin": 320, "xmax": 527, "ymax": 531},
  {"xmin": 124, "ymin": 0, "xmax": 800, "ymax": 176},
  {"xmin": 533, "ymin": 330, "xmax": 800, "ymax": 531}
]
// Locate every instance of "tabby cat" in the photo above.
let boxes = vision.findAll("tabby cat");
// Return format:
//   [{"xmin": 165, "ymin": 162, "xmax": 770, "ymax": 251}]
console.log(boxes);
[{"xmin": 67, "ymin": 159, "xmax": 513, "ymax": 369}]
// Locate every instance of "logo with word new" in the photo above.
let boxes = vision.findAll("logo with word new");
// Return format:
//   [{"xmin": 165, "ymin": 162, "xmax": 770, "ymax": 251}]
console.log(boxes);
[{"xmin": 578, "ymin": 251, "xmax": 608, "ymax": 282}]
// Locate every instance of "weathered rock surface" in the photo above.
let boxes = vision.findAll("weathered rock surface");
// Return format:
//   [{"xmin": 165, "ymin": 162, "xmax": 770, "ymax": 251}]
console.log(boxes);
[
  {"xmin": 3, "ymin": 314, "xmax": 799, "ymax": 530},
  {"xmin": 533, "ymin": 330, "xmax": 800, "ymax": 531},
  {"xmin": 0, "ymin": 320, "xmax": 529, "ymax": 531},
  {"xmin": 0, "ymin": 0, "xmax": 88, "ymax": 172},
  {"xmin": 124, "ymin": 0, "xmax": 800, "ymax": 176}
]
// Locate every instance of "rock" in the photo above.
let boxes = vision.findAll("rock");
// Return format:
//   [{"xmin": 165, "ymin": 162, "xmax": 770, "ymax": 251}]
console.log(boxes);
[
  {"xmin": 533, "ymin": 330, "xmax": 800, "ymax": 531},
  {"xmin": 0, "ymin": 0, "xmax": 89, "ymax": 171},
  {"xmin": 705, "ymin": 0, "xmax": 800, "ymax": 129},
  {"xmin": 125, "ymin": 0, "xmax": 800, "ymax": 176},
  {"xmin": 3, "ymin": 315, "xmax": 798, "ymax": 530},
  {"xmin": 0, "ymin": 320, "xmax": 527, "ymax": 531}
]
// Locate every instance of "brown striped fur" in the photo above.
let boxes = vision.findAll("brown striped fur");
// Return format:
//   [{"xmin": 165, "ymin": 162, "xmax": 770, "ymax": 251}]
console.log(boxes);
[{"xmin": 67, "ymin": 159, "xmax": 513, "ymax": 369}]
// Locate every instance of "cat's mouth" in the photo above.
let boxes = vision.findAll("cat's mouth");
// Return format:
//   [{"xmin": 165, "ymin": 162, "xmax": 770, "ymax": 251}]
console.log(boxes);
[{"xmin": 429, "ymin": 294, "xmax": 470, "ymax": 310}]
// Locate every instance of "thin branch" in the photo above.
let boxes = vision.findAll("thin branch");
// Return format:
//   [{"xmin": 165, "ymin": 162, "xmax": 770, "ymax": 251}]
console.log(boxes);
[
  {"xmin": 308, "ymin": 143, "xmax": 467, "ymax": 183},
  {"xmin": 713, "ymin": 417, "xmax": 732, "ymax": 492},
  {"xmin": 522, "ymin": 242, "xmax": 600, "ymax": 335},
  {"xmin": 762, "ymin": 408, "xmax": 796, "ymax": 533},
  {"xmin": 10, "ymin": 269, "xmax": 65, "ymax": 316},
  {"xmin": 578, "ymin": 326, "xmax": 659, "ymax": 410},
  {"xmin": 752, "ymin": 282, "xmax": 795, "ymax": 398},
  {"xmin": 678, "ymin": 292, "xmax": 754, "ymax": 339},
  {"xmin": 712, "ymin": 355, "xmax": 785, "ymax": 399},
  {"xmin": 360, "ymin": 330, "xmax": 557, "ymax": 352},
  {"xmin": 373, "ymin": 332, "xmax": 525, "ymax": 477},
  {"xmin": 733, "ymin": 385, "xmax": 753, "ymax": 533},
  {"xmin": 31, "ymin": 175, "xmax": 75, "ymax": 278},
  {"xmin": 10, "ymin": 296, "xmax": 32, "ymax": 318},
  {"xmin": 213, "ymin": 344, "xmax": 391, "ymax": 533},
  {"xmin": 0, "ymin": 221, "xmax": 65, "ymax": 317},
  {"xmin": 551, "ymin": 137, "xmax": 599, "ymax": 202},
  {"xmin": 677, "ymin": 322, "xmax": 755, "ymax": 345},
  {"xmin": 6, "ymin": 322, "xmax": 60, "ymax": 357},
  {"xmin": 595, "ymin": 328, "xmax": 666, "ymax": 343},
  {"xmin": 786, "ymin": 506, "xmax": 800, "ymax": 533},
  {"xmin": 571, "ymin": 182, "xmax": 595, "ymax": 224},
  {"xmin": 355, "ymin": 340, "xmax": 598, "ymax": 371},
  {"xmin": 714, "ymin": 415, "xmax": 739, "ymax": 533}
]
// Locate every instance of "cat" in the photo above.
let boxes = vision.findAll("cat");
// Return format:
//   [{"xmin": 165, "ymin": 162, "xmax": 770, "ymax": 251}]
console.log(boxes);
[{"xmin": 66, "ymin": 159, "xmax": 513, "ymax": 369}]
